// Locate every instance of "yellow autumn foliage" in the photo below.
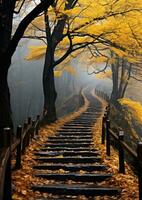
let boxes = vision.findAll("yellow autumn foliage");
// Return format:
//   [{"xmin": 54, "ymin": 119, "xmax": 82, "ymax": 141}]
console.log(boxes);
[
  {"xmin": 25, "ymin": 0, "xmax": 142, "ymax": 77},
  {"xmin": 26, "ymin": 46, "xmax": 46, "ymax": 60},
  {"xmin": 54, "ymin": 70, "xmax": 63, "ymax": 77},
  {"xmin": 96, "ymin": 70, "xmax": 112, "ymax": 79},
  {"xmin": 55, "ymin": 64, "xmax": 77, "ymax": 77},
  {"xmin": 119, "ymin": 98, "xmax": 142, "ymax": 124}
]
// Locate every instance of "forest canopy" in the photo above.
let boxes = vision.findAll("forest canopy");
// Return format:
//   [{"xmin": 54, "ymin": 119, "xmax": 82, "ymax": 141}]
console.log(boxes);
[{"xmin": 26, "ymin": 0, "xmax": 142, "ymax": 65}]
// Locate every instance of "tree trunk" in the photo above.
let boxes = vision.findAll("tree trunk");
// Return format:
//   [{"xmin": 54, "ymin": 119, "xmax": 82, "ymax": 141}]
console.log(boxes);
[
  {"xmin": 42, "ymin": 0, "xmax": 78, "ymax": 124},
  {"xmin": 43, "ymin": 50, "xmax": 57, "ymax": 123},
  {"xmin": 0, "ymin": 61, "xmax": 13, "ymax": 130},
  {"xmin": 110, "ymin": 58, "xmax": 131, "ymax": 105},
  {"xmin": 110, "ymin": 59, "xmax": 119, "ymax": 103},
  {"xmin": 0, "ymin": 1, "xmax": 15, "ymax": 129}
]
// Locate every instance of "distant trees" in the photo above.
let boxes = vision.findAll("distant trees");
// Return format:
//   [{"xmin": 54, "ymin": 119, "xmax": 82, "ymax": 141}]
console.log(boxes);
[
  {"xmin": 26, "ymin": 0, "xmax": 142, "ymax": 123},
  {"xmin": 0, "ymin": 0, "xmax": 54, "ymax": 129},
  {"xmin": 110, "ymin": 58, "xmax": 131, "ymax": 103}
]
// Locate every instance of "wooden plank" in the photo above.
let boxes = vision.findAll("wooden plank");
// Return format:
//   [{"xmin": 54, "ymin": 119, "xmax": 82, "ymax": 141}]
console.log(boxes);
[
  {"xmin": 37, "ymin": 147, "xmax": 98, "ymax": 151},
  {"xmin": 34, "ymin": 173, "xmax": 112, "ymax": 182},
  {"xmin": 32, "ymin": 184, "xmax": 120, "ymax": 196},
  {"xmin": 33, "ymin": 164, "xmax": 107, "ymax": 171},
  {"xmin": 42, "ymin": 143, "xmax": 92, "ymax": 148},
  {"xmin": 34, "ymin": 156, "xmax": 101, "ymax": 163},
  {"xmin": 34, "ymin": 151, "xmax": 100, "ymax": 157}
]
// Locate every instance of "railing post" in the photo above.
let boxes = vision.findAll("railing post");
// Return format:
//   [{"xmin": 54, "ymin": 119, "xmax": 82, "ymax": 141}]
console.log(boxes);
[
  {"xmin": 31, "ymin": 120, "xmax": 35, "ymax": 139},
  {"xmin": 22, "ymin": 122, "xmax": 28, "ymax": 154},
  {"xmin": 23, "ymin": 122, "xmax": 28, "ymax": 131},
  {"xmin": 27, "ymin": 118, "xmax": 31, "ymax": 147},
  {"xmin": 102, "ymin": 114, "xmax": 106, "ymax": 144},
  {"xmin": 118, "ymin": 130, "xmax": 125, "ymax": 174},
  {"xmin": 137, "ymin": 142, "xmax": 142, "ymax": 200},
  {"xmin": 15, "ymin": 126, "xmax": 22, "ymax": 169},
  {"xmin": 35, "ymin": 115, "xmax": 40, "ymax": 136},
  {"xmin": 106, "ymin": 119, "xmax": 110, "ymax": 156},
  {"xmin": 27, "ymin": 117, "xmax": 32, "ymax": 144},
  {"xmin": 28, "ymin": 117, "xmax": 31, "ymax": 126},
  {"xmin": 3, "ymin": 128, "xmax": 12, "ymax": 200}
]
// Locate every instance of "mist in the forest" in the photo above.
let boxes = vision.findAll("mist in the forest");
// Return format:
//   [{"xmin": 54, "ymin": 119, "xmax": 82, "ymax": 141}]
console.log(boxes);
[{"xmin": 8, "ymin": 40, "xmax": 112, "ymax": 128}]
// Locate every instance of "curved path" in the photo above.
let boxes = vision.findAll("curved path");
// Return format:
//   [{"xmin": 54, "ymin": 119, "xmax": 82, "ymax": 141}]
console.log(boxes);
[{"xmin": 32, "ymin": 88, "xmax": 120, "ymax": 199}]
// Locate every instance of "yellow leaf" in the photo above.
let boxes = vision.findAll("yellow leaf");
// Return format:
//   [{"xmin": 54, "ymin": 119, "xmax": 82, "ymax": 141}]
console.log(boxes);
[
  {"xmin": 26, "ymin": 45, "xmax": 46, "ymax": 60},
  {"xmin": 54, "ymin": 70, "xmax": 62, "ymax": 77}
]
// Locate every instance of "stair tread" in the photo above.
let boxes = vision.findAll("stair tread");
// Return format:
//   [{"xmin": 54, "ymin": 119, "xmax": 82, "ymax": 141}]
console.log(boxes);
[
  {"xmin": 32, "ymin": 184, "xmax": 120, "ymax": 196},
  {"xmin": 42, "ymin": 143, "xmax": 92, "ymax": 147},
  {"xmin": 48, "ymin": 136, "xmax": 92, "ymax": 139},
  {"xmin": 38, "ymin": 147, "xmax": 98, "ymax": 151},
  {"xmin": 34, "ymin": 173, "xmax": 112, "ymax": 182},
  {"xmin": 35, "ymin": 156, "xmax": 101, "ymax": 163},
  {"xmin": 34, "ymin": 151, "xmax": 99, "ymax": 157},
  {"xmin": 33, "ymin": 164, "xmax": 107, "ymax": 171},
  {"xmin": 46, "ymin": 140, "xmax": 92, "ymax": 144}
]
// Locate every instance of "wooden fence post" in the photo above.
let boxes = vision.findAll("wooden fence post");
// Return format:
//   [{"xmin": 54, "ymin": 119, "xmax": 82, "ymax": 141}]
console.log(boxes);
[
  {"xmin": 102, "ymin": 115, "xmax": 106, "ymax": 144},
  {"xmin": 118, "ymin": 130, "xmax": 125, "ymax": 174},
  {"xmin": 3, "ymin": 128, "xmax": 12, "ymax": 200},
  {"xmin": 35, "ymin": 115, "xmax": 40, "ymax": 136},
  {"xmin": 31, "ymin": 120, "xmax": 35, "ymax": 139},
  {"xmin": 137, "ymin": 142, "xmax": 142, "ymax": 200},
  {"xmin": 23, "ymin": 122, "xmax": 28, "ymax": 130},
  {"xmin": 106, "ymin": 119, "xmax": 110, "ymax": 156},
  {"xmin": 15, "ymin": 126, "xmax": 22, "ymax": 169},
  {"xmin": 27, "ymin": 117, "xmax": 32, "ymax": 145},
  {"xmin": 28, "ymin": 117, "xmax": 31, "ymax": 126},
  {"xmin": 22, "ymin": 122, "xmax": 28, "ymax": 154}
]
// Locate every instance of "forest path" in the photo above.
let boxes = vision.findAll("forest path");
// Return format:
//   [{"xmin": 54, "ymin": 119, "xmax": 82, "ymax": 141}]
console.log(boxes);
[{"xmin": 31, "ymin": 88, "xmax": 120, "ymax": 199}]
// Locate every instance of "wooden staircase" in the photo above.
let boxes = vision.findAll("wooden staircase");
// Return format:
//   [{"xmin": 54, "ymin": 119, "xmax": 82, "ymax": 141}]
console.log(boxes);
[{"xmin": 31, "ymin": 90, "xmax": 120, "ymax": 199}]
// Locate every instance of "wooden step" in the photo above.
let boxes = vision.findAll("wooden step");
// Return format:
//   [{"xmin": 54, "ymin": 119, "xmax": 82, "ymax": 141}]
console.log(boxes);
[
  {"xmin": 56, "ymin": 134, "xmax": 92, "ymax": 138},
  {"xmin": 34, "ymin": 151, "xmax": 100, "ymax": 157},
  {"xmin": 59, "ymin": 130, "xmax": 92, "ymax": 133},
  {"xmin": 48, "ymin": 136, "xmax": 92, "ymax": 140},
  {"xmin": 68, "ymin": 121, "xmax": 94, "ymax": 123},
  {"xmin": 63, "ymin": 124, "xmax": 93, "ymax": 127},
  {"xmin": 38, "ymin": 147, "xmax": 98, "ymax": 151},
  {"xmin": 33, "ymin": 164, "xmax": 107, "ymax": 172},
  {"xmin": 32, "ymin": 184, "xmax": 120, "ymax": 196},
  {"xmin": 60, "ymin": 127, "xmax": 92, "ymax": 130},
  {"xmin": 57, "ymin": 132, "xmax": 92, "ymax": 135},
  {"xmin": 42, "ymin": 143, "xmax": 92, "ymax": 148},
  {"xmin": 69, "ymin": 120, "xmax": 94, "ymax": 123},
  {"xmin": 46, "ymin": 139, "xmax": 92, "ymax": 143},
  {"xmin": 35, "ymin": 156, "xmax": 101, "ymax": 163},
  {"xmin": 34, "ymin": 173, "xmax": 112, "ymax": 182}
]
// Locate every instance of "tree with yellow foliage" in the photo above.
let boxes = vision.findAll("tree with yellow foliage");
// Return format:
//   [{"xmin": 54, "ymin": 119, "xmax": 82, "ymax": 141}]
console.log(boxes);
[{"xmin": 26, "ymin": 0, "xmax": 142, "ymax": 122}]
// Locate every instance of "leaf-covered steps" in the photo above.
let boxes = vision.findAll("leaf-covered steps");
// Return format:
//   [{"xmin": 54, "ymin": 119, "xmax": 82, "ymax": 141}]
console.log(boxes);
[{"xmin": 32, "ymin": 89, "xmax": 120, "ymax": 199}]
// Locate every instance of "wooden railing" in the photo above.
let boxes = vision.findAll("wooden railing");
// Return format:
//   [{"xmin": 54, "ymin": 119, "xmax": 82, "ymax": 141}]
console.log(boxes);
[
  {"xmin": 0, "ymin": 114, "xmax": 41, "ymax": 200},
  {"xmin": 95, "ymin": 89, "xmax": 110, "ymax": 102},
  {"xmin": 95, "ymin": 89, "xmax": 142, "ymax": 200}
]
